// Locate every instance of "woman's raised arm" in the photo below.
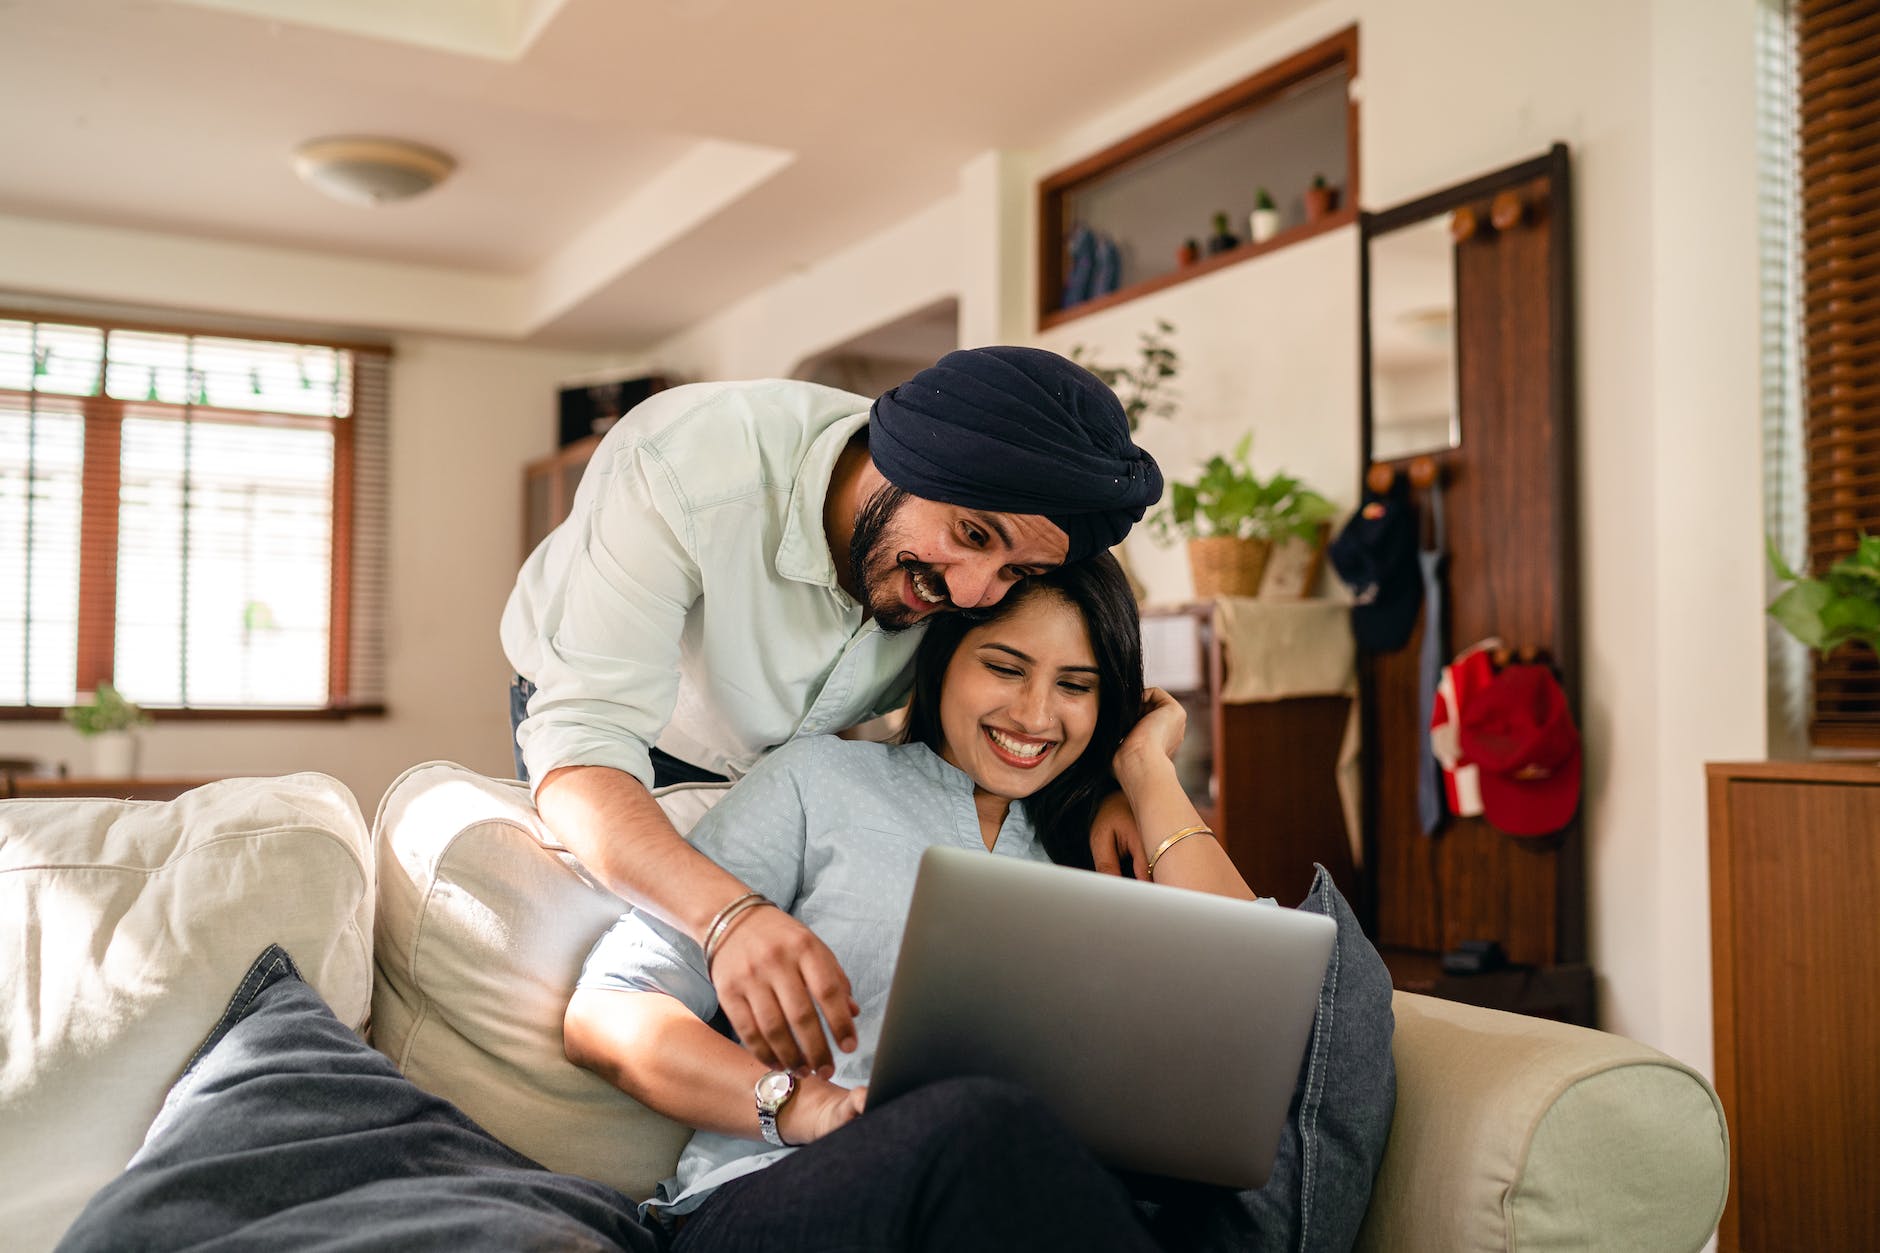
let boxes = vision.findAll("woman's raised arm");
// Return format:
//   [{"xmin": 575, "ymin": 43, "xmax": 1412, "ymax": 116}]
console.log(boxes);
[{"xmin": 1104, "ymin": 688, "xmax": 1256, "ymax": 901}]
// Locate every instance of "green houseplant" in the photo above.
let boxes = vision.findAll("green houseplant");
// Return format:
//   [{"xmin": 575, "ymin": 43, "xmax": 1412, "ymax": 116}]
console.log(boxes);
[
  {"xmin": 1149, "ymin": 433, "xmax": 1336, "ymax": 597},
  {"xmin": 1767, "ymin": 535, "xmax": 1880, "ymax": 654},
  {"xmin": 63, "ymin": 681, "xmax": 151, "ymax": 779},
  {"xmin": 1070, "ymin": 320, "xmax": 1180, "ymax": 432}
]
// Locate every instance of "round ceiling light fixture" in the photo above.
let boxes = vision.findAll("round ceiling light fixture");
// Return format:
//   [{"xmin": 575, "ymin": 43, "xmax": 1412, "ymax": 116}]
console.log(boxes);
[{"xmin": 292, "ymin": 136, "xmax": 456, "ymax": 207}]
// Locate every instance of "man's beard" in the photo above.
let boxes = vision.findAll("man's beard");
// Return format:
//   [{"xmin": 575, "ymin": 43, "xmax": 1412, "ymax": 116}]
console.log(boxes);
[{"xmin": 850, "ymin": 483, "xmax": 946, "ymax": 632}]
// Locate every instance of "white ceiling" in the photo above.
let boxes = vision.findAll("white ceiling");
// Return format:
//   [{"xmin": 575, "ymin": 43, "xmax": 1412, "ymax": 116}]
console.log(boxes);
[{"xmin": 0, "ymin": 0, "xmax": 1316, "ymax": 350}]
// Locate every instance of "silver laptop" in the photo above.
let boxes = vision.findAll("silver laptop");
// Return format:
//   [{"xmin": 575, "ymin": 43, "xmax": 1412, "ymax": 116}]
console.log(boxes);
[{"xmin": 869, "ymin": 846, "xmax": 1336, "ymax": 1189}]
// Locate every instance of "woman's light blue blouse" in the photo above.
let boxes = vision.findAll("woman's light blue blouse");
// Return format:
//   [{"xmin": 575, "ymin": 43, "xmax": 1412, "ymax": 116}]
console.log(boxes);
[{"xmin": 576, "ymin": 734, "xmax": 1052, "ymax": 1217}]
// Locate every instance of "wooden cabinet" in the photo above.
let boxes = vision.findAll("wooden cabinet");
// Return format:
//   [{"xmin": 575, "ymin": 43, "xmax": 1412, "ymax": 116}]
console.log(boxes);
[
  {"xmin": 1141, "ymin": 604, "xmax": 1356, "ymax": 906},
  {"xmin": 1707, "ymin": 760, "xmax": 1880, "ymax": 1252},
  {"xmin": 521, "ymin": 434, "xmax": 599, "ymax": 561},
  {"xmin": 3, "ymin": 776, "xmax": 219, "ymax": 800}
]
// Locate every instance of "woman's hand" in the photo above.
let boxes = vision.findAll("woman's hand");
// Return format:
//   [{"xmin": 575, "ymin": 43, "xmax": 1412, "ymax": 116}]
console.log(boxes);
[
  {"xmin": 1087, "ymin": 789, "xmax": 1149, "ymax": 880},
  {"xmin": 776, "ymin": 1079, "xmax": 868, "ymax": 1145},
  {"xmin": 710, "ymin": 908, "xmax": 860, "ymax": 1078},
  {"xmin": 1112, "ymin": 687, "xmax": 1187, "ymax": 781}
]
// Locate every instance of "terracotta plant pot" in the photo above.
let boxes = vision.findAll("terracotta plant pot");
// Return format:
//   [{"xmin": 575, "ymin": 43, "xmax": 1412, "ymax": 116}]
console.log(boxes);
[
  {"xmin": 1186, "ymin": 536, "xmax": 1271, "ymax": 599},
  {"xmin": 1304, "ymin": 183, "xmax": 1337, "ymax": 222}
]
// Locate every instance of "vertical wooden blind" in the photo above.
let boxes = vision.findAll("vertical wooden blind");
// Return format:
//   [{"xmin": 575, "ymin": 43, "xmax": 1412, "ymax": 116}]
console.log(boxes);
[
  {"xmin": 1800, "ymin": 0, "xmax": 1880, "ymax": 743},
  {"xmin": 0, "ymin": 315, "xmax": 389, "ymax": 714}
]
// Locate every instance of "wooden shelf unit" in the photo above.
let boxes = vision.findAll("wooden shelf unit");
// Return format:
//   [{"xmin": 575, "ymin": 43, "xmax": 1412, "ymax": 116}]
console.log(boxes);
[
  {"xmin": 521, "ymin": 434, "xmax": 600, "ymax": 561},
  {"xmin": 1141, "ymin": 603, "xmax": 1357, "ymax": 907},
  {"xmin": 1038, "ymin": 26, "xmax": 1358, "ymax": 329}
]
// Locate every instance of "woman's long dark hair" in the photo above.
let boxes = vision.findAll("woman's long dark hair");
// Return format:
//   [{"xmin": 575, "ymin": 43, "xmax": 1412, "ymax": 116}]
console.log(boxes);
[{"xmin": 900, "ymin": 551, "xmax": 1144, "ymax": 869}]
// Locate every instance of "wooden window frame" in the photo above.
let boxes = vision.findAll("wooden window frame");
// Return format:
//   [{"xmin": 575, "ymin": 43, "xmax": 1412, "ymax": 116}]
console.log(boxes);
[{"xmin": 0, "ymin": 312, "xmax": 384, "ymax": 721}]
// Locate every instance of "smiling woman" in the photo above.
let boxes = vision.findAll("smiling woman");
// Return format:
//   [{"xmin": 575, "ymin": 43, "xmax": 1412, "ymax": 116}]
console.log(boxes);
[{"xmin": 558, "ymin": 552, "xmax": 1261, "ymax": 1246}]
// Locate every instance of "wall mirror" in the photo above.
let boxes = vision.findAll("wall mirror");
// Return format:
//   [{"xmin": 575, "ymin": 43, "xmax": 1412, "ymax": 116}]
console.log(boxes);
[{"xmin": 1365, "ymin": 215, "xmax": 1459, "ymax": 461}]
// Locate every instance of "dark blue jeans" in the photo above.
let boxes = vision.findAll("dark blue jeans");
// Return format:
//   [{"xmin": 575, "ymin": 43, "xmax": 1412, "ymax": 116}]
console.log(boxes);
[{"xmin": 510, "ymin": 676, "xmax": 727, "ymax": 789}]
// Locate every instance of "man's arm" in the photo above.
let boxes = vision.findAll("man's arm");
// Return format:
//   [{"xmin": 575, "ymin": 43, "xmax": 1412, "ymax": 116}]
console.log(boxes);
[
  {"xmin": 517, "ymin": 439, "xmax": 857, "ymax": 1074},
  {"xmin": 538, "ymin": 762, "xmax": 859, "ymax": 1077}
]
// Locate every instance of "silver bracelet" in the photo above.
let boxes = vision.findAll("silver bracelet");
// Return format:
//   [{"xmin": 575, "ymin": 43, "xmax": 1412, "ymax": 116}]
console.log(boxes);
[{"xmin": 702, "ymin": 892, "xmax": 773, "ymax": 972}]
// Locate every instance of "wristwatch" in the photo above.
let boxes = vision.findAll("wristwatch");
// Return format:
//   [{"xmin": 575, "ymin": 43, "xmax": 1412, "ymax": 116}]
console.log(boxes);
[{"xmin": 754, "ymin": 1069, "xmax": 799, "ymax": 1147}]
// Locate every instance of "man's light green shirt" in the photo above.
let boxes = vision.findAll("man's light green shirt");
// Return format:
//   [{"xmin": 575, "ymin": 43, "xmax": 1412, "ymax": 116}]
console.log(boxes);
[{"xmin": 501, "ymin": 380, "xmax": 924, "ymax": 794}]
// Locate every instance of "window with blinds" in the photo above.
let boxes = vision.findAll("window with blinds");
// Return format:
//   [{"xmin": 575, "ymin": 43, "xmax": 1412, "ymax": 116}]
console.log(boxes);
[
  {"xmin": 1790, "ymin": 0, "xmax": 1880, "ymax": 744},
  {"xmin": 0, "ymin": 315, "xmax": 388, "ymax": 715}
]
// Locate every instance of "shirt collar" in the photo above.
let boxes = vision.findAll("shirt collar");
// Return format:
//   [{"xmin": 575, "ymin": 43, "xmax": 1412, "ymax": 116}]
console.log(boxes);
[
  {"xmin": 894, "ymin": 741, "xmax": 1040, "ymax": 847},
  {"xmin": 776, "ymin": 410, "xmax": 871, "ymax": 587}
]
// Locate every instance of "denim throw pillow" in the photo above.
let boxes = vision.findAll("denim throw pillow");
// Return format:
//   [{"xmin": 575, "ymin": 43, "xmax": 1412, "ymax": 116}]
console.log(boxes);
[{"xmin": 1150, "ymin": 864, "xmax": 1397, "ymax": 1252}]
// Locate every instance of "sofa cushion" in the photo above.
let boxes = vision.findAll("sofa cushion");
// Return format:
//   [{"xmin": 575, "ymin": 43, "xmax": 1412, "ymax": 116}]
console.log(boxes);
[
  {"xmin": 0, "ymin": 773, "xmax": 373, "ymax": 1252},
  {"xmin": 371, "ymin": 760, "xmax": 727, "ymax": 1200},
  {"xmin": 57, "ymin": 945, "xmax": 658, "ymax": 1253},
  {"xmin": 1130, "ymin": 866, "xmax": 1397, "ymax": 1253}
]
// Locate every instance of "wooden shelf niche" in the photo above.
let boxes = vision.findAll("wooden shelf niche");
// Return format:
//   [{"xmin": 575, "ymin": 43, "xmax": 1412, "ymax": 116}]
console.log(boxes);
[{"xmin": 1038, "ymin": 26, "xmax": 1358, "ymax": 330}]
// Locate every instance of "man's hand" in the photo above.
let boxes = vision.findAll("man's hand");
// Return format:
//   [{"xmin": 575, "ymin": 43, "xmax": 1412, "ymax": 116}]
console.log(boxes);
[
  {"xmin": 776, "ymin": 1078, "xmax": 868, "ymax": 1145},
  {"xmin": 710, "ymin": 906, "xmax": 859, "ymax": 1076},
  {"xmin": 1087, "ymin": 789, "xmax": 1149, "ymax": 881}
]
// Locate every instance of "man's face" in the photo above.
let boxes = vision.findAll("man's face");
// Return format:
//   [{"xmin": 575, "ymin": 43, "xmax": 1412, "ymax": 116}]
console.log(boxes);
[{"xmin": 850, "ymin": 485, "xmax": 1071, "ymax": 632}]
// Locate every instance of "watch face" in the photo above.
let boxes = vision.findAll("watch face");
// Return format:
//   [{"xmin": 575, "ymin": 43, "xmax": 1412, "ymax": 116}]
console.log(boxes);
[{"xmin": 755, "ymin": 1071, "xmax": 795, "ymax": 1109}]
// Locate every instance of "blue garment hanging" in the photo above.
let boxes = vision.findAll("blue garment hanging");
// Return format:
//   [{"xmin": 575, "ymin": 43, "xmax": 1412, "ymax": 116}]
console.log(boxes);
[{"xmin": 1416, "ymin": 479, "xmax": 1449, "ymax": 836}]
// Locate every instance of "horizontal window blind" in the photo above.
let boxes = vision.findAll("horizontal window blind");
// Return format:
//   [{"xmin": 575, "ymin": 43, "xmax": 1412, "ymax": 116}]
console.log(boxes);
[
  {"xmin": 0, "ymin": 313, "xmax": 388, "ymax": 716},
  {"xmin": 0, "ymin": 393, "xmax": 83, "ymax": 706},
  {"xmin": 1800, "ymin": 0, "xmax": 1880, "ymax": 742}
]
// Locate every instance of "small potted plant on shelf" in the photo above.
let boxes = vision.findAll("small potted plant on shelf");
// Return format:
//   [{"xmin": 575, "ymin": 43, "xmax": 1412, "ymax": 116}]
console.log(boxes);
[
  {"xmin": 1206, "ymin": 210, "xmax": 1240, "ymax": 256},
  {"xmin": 1149, "ymin": 433, "xmax": 1337, "ymax": 598},
  {"xmin": 1249, "ymin": 188, "xmax": 1280, "ymax": 244},
  {"xmin": 1304, "ymin": 174, "xmax": 1338, "ymax": 223},
  {"xmin": 63, "ymin": 681, "xmax": 152, "ymax": 780},
  {"xmin": 1767, "ymin": 535, "xmax": 1880, "ymax": 655}
]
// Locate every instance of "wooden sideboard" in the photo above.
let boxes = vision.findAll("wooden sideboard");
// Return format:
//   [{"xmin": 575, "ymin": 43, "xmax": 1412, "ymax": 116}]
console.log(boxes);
[
  {"xmin": 1707, "ymin": 760, "xmax": 1880, "ymax": 1251},
  {"xmin": 2, "ymin": 777, "xmax": 219, "ymax": 801}
]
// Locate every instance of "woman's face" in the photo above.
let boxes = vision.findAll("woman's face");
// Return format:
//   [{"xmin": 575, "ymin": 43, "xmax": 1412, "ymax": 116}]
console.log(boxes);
[{"xmin": 937, "ymin": 590, "xmax": 1099, "ymax": 799}]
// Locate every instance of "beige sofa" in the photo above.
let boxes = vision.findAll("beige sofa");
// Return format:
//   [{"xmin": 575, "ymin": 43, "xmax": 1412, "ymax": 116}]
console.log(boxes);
[{"xmin": 0, "ymin": 765, "xmax": 1729, "ymax": 1251}]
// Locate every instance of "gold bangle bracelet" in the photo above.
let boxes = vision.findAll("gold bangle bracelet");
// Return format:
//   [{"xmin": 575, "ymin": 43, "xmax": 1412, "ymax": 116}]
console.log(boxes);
[
  {"xmin": 1146, "ymin": 824, "xmax": 1214, "ymax": 880},
  {"xmin": 702, "ymin": 892, "xmax": 770, "ymax": 971}
]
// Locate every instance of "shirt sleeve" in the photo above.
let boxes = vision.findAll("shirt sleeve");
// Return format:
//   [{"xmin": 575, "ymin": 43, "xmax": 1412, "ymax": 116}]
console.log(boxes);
[
  {"xmin": 573, "ymin": 741, "xmax": 816, "ymax": 1019},
  {"xmin": 516, "ymin": 440, "xmax": 702, "ymax": 793}
]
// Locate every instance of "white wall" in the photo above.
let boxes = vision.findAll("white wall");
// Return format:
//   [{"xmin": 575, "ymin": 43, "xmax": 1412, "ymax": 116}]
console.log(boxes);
[
  {"xmin": 0, "ymin": 335, "xmax": 611, "ymax": 811},
  {"xmin": 629, "ymin": 0, "xmax": 1769, "ymax": 1073}
]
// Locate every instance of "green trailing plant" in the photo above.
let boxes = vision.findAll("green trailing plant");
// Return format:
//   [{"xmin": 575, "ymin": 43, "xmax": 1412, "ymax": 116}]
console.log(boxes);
[
  {"xmin": 62, "ymin": 681, "xmax": 151, "ymax": 737},
  {"xmin": 1767, "ymin": 534, "xmax": 1880, "ymax": 654},
  {"xmin": 1149, "ymin": 433, "xmax": 1336, "ymax": 544},
  {"xmin": 1069, "ymin": 319, "xmax": 1180, "ymax": 432}
]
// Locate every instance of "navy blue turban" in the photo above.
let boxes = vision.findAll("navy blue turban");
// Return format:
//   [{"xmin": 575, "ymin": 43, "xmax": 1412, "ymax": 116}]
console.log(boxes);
[{"xmin": 868, "ymin": 346, "xmax": 1163, "ymax": 563}]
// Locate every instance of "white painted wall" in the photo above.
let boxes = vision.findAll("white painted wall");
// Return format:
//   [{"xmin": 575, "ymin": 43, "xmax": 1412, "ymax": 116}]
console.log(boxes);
[
  {"xmin": 628, "ymin": 0, "xmax": 1769, "ymax": 1075},
  {"xmin": 0, "ymin": 335, "xmax": 611, "ymax": 811}
]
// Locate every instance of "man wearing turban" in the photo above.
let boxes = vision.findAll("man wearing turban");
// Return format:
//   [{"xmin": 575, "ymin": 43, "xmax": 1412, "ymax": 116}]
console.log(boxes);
[{"xmin": 501, "ymin": 345, "xmax": 1161, "ymax": 1078}]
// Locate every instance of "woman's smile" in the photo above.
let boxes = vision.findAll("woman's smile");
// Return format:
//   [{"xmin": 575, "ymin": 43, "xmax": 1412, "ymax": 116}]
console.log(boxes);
[{"xmin": 982, "ymin": 725, "xmax": 1056, "ymax": 768}]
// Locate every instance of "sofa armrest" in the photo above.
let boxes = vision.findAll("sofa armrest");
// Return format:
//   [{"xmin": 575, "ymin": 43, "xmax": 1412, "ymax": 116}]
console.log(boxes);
[{"xmin": 1356, "ymin": 992, "xmax": 1728, "ymax": 1253}]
